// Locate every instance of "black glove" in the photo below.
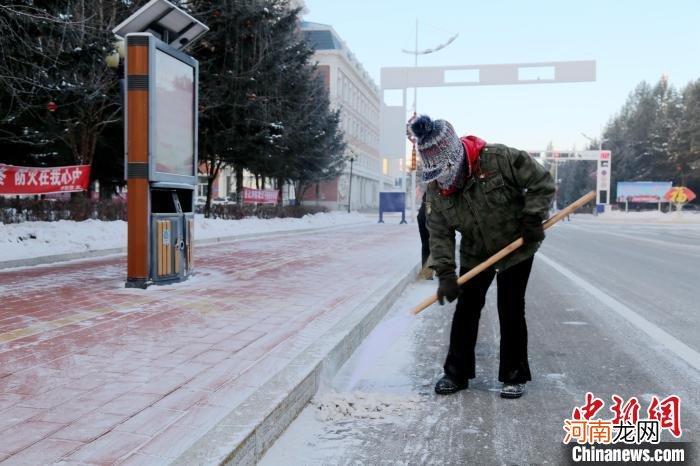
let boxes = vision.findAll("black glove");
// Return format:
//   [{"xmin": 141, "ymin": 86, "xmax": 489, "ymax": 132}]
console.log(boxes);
[
  {"xmin": 521, "ymin": 214, "xmax": 545, "ymax": 244},
  {"xmin": 437, "ymin": 275, "xmax": 461, "ymax": 305}
]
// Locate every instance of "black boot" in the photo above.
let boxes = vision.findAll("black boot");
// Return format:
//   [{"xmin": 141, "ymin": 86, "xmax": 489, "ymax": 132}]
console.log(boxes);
[
  {"xmin": 500, "ymin": 383, "xmax": 526, "ymax": 399},
  {"xmin": 434, "ymin": 374, "xmax": 469, "ymax": 395}
]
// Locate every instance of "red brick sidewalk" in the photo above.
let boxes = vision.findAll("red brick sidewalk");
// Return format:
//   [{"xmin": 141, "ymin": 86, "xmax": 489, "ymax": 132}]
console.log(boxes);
[{"xmin": 0, "ymin": 224, "xmax": 418, "ymax": 465}]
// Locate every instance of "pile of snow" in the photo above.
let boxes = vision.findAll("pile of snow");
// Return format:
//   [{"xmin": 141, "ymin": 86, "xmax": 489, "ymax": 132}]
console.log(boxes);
[
  {"xmin": 312, "ymin": 391, "xmax": 422, "ymax": 422},
  {"xmin": 0, "ymin": 219, "xmax": 127, "ymax": 261},
  {"xmin": 0, "ymin": 212, "xmax": 373, "ymax": 262}
]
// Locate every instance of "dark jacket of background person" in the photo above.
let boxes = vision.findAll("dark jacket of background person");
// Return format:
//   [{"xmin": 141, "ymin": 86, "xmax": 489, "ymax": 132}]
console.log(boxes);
[{"xmin": 417, "ymin": 191, "xmax": 431, "ymax": 267}]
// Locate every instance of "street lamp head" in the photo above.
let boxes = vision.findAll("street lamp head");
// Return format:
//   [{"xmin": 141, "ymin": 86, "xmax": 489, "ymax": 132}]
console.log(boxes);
[
  {"xmin": 401, "ymin": 32, "xmax": 459, "ymax": 56},
  {"xmin": 105, "ymin": 51, "xmax": 120, "ymax": 69}
]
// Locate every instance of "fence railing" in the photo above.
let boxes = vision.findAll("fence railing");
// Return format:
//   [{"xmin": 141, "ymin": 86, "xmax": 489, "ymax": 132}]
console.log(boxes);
[
  {"xmin": 0, "ymin": 196, "xmax": 127, "ymax": 224},
  {"xmin": 1, "ymin": 197, "xmax": 328, "ymax": 224}
]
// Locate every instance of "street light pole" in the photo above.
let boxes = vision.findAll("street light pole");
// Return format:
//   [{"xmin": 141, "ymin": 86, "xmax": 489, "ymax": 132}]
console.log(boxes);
[
  {"xmin": 553, "ymin": 156, "xmax": 559, "ymax": 211},
  {"xmin": 347, "ymin": 154, "xmax": 355, "ymax": 213},
  {"xmin": 402, "ymin": 21, "xmax": 458, "ymax": 223},
  {"xmin": 413, "ymin": 18, "xmax": 418, "ymax": 114},
  {"xmin": 581, "ymin": 132, "xmax": 606, "ymax": 150},
  {"xmin": 410, "ymin": 19, "xmax": 419, "ymax": 223}
]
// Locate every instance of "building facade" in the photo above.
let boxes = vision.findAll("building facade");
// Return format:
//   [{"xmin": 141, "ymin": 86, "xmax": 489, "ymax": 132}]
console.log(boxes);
[{"xmin": 300, "ymin": 22, "xmax": 392, "ymax": 210}]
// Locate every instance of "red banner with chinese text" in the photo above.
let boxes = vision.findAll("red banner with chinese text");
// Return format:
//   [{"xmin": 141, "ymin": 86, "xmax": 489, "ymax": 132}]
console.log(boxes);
[
  {"xmin": 0, "ymin": 164, "xmax": 91, "ymax": 195},
  {"xmin": 242, "ymin": 187, "xmax": 278, "ymax": 204}
]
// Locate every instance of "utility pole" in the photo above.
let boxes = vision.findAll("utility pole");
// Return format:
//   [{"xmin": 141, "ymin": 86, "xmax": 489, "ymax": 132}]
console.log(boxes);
[
  {"xmin": 410, "ymin": 19, "xmax": 418, "ymax": 223},
  {"xmin": 347, "ymin": 153, "xmax": 355, "ymax": 213},
  {"xmin": 553, "ymin": 154, "xmax": 559, "ymax": 211},
  {"xmin": 402, "ymin": 21, "xmax": 458, "ymax": 223}
]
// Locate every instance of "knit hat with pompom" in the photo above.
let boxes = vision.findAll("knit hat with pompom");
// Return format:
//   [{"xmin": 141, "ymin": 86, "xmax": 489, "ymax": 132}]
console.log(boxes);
[{"xmin": 410, "ymin": 115, "xmax": 465, "ymax": 187}]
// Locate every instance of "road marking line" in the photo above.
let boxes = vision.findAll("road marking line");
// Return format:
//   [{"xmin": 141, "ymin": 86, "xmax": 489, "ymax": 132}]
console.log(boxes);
[
  {"xmin": 538, "ymin": 253, "xmax": 700, "ymax": 372},
  {"xmin": 561, "ymin": 224, "xmax": 700, "ymax": 253}
]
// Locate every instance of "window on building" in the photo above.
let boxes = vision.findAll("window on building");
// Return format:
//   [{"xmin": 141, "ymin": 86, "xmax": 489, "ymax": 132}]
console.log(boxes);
[
  {"xmin": 226, "ymin": 175, "xmax": 234, "ymax": 197},
  {"xmin": 197, "ymin": 175, "xmax": 209, "ymax": 198}
]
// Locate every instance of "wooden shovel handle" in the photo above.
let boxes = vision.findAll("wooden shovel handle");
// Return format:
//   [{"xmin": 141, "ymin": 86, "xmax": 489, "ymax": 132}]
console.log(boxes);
[{"xmin": 410, "ymin": 191, "xmax": 596, "ymax": 316}]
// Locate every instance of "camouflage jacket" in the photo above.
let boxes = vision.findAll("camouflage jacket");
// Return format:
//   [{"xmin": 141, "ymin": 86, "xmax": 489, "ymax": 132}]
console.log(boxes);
[{"xmin": 426, "ymin": 142, "xmax": 555, "ymax": 276}]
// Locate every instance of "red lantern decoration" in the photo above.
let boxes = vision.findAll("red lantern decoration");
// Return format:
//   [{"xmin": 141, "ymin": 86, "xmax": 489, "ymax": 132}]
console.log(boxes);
[
  {"xmin": 410, "ymin": 143, "xmax": 417, "ymax": 171},
  {"xmin": 47, "ymin": 101, "xmax": 58, "ymax": 112},
  {"xmin": 212, "ymin": 10, "xmax": 221, "ymax": 18},
  {"xmin": 406, "ymin": 112, "xmax": 417, "ymax": 143}
]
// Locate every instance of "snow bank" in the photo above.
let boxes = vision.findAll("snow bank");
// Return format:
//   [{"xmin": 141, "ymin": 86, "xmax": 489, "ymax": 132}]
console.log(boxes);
[
  {"xmin": 196, "ymin": 211, "xmax": 370, "ymax": 238},
  {"xmin": 0, "ymin": 219, "xmax": 127, "ymax": 262},
  {"xmin": 312, "ymin": 391, "xmax": 422, "ymax": 422},
  {"xmin": 0, "ymin": 211, "xmax": 373, "ymax": 262}
]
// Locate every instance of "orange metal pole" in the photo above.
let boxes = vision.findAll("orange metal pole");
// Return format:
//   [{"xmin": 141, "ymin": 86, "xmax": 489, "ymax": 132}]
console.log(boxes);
[{"xmin": 126, "ymin": 40, "xmax": 150, "ymax": 282}]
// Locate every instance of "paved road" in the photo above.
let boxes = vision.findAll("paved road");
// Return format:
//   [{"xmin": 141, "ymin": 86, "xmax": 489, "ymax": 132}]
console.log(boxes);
[{"xmin": 262, "ymin": 220, "xmax": 700, "ymax": 465}]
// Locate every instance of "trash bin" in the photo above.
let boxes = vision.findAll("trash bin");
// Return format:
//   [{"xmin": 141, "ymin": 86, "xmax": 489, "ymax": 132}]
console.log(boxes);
[{"xmin": 150, "ymin": 189, "xmax": 194, "ymax": 284}]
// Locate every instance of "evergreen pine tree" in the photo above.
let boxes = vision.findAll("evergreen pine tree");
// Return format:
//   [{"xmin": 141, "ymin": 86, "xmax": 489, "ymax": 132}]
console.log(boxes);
[
  {"xmin": 672, "ymin": 79, "xmax": 700, "ymax": 193},
  {"xmin": 191, "ymin": 0, "xmax": 345, "ymax": 214}
]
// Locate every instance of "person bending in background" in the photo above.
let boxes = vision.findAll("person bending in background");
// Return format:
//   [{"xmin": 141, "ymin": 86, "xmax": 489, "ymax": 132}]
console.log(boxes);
[
  {"xmin": 417, "ymin": 191, "xmax": 434, "ymax": 280},
  {"xmin": 410, "ymin": 115, "xmax": 554, "ymax": 399}
]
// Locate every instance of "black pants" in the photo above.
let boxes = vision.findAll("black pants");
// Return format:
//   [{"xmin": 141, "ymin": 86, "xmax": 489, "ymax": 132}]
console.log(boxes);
[
  {"xmin": 417, "ymin": 203, "xmax": 430, "ymax": 266},
  {"xmin": 444, "ymin": 256, "xmax": 534, "ymax": 384}
]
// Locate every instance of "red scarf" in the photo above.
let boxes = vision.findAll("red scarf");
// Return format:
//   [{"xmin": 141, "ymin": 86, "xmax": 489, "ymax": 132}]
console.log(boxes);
[{"xmin": 439, "ymin": 135, "xmax": 487, "ymax": 196}]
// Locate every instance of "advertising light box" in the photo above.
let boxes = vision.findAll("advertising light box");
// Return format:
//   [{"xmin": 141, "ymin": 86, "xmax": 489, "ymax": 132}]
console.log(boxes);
[
  {"xmin": 616, "ymin": 182, "xmax": 672, "ymax": 203},
  {"xmin": 147, "ymin": 40, "xmax": 199, "ymax": 186},
  {"xmin": 154, "ymin": 50, "xmax": 195, "ymax": 177}
]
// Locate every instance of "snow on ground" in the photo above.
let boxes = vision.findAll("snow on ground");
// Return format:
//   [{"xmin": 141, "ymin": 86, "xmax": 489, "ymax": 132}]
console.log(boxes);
[
  {"xmin": 0, "ymin": 211, "xmax": 374, "ymax": 262},
  {"xmin": 572, "ymin": 210, "xmax": 700, "ymax": 224},
  {"xmin": 260, "ymin": 281, "xmax": 435, "ymax": 465}
]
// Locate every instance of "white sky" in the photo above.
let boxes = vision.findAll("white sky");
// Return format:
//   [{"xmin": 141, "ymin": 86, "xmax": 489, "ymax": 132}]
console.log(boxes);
[{"xmin": 303, "ymin": 0, "xmax": 700, "ymax": 151}]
